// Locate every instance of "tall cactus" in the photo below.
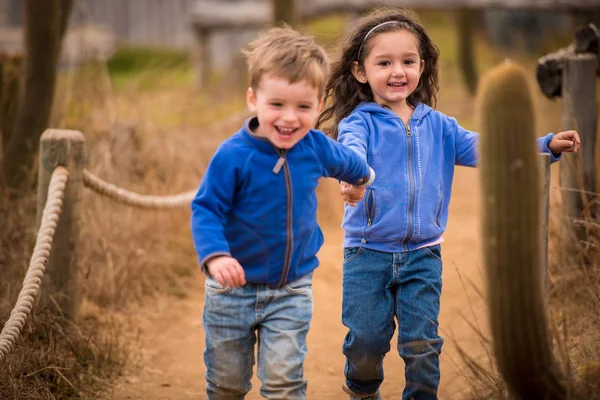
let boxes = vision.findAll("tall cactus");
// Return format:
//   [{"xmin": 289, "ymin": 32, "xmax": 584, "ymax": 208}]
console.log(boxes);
[{"xmin": 477, "ymin": 62, "xmax": 568, "ymax": 399}]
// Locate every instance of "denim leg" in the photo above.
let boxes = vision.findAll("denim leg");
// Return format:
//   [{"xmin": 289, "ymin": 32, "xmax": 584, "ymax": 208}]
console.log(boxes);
[
  {"xmin": 342, "ymin": 247, "xmax": 395, "ymax": 397},
  {"xmin": 256, "ymin": 273, "xmax": 314, "ymax": 399},
  {"xmin": 396, "ymin": 245, "xmax": 444, "ymax": 400},
  {"xmin": 203, "ymin": 278, "xmax": 257, "ymax": 400}
]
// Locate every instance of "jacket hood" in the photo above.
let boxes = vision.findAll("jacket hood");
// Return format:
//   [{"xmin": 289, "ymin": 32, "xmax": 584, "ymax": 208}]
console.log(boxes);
[{"xmin": 353, "ymin": 102, "xmax": 433, "ymax": 120}]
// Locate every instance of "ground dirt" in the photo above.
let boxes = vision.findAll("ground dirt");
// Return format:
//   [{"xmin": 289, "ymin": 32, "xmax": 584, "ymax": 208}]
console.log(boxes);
[{"xmin": 99, "ymin": 166, "xmax": 489, "ymax": 400}]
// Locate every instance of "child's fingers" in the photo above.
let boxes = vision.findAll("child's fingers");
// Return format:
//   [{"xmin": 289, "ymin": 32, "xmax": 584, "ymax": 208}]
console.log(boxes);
[
  {"xmin": 213, "ymin": 272, "xmax": 227, "ymax": 288},
  {"xmin": 220, "ymin": 268, "xmax": 236, "ymax": 288},
  {"xmin": 231, "ymin": 260, "xmax": 246, "ymax": 286}
]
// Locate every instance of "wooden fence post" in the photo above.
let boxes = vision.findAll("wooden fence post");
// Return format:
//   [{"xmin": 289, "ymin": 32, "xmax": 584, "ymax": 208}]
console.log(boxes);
[
  {"xmin": 560, "ymin": 53, "xmax": 598, "ymax": 264},
  {"xmin": 37, "ymin": 129, "xmax": 85, "ymax": 319},
  {"xmin": 539, "ymin": 153, "xmax": 551, "ymax": 291}
]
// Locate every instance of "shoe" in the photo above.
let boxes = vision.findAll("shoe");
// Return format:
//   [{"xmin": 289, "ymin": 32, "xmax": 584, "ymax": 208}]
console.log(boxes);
[{"xmin": 342, "ymin": 384, "xmax": 382, "ymax": 400}]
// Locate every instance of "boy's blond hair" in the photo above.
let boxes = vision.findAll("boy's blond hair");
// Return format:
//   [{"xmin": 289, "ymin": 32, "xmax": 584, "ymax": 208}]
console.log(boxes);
[{"xmin": 243, "ymin": 27, "xmax": 329, "ymax": 98}]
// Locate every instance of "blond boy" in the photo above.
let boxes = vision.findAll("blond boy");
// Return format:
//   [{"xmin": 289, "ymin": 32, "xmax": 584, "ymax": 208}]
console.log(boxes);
[{"xmin": 190, "ymin": 27, "xmax": 374, "ymax": 399}]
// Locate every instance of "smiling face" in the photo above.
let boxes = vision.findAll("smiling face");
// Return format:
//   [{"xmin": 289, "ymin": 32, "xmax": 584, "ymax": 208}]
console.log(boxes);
[
  {"xmin": 247, "ymin": 74, "xmax": 323, "ymax": 149},
  {"xmin": 353, "ymin": 29, "xmax": 424, "ymax": 113}
]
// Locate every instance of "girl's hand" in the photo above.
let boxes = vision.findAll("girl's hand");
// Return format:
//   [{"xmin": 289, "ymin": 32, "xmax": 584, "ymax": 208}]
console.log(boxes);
[
  {"xmin": 549, "ymin": 130, "xmax": 581, "ymax": 154},
  {"xmin": 340, "ymin": 182, "xmax": 365, "ymax": 207},
  {"xmin": 206, "ymin": 256, "xmax": 246, "ymax": 288}
]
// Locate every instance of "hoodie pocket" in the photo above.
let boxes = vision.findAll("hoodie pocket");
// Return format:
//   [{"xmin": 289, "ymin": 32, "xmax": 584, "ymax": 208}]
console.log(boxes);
[{"xmin": 365, "ymin": 189, "xmax": 375, "ymax": 227}]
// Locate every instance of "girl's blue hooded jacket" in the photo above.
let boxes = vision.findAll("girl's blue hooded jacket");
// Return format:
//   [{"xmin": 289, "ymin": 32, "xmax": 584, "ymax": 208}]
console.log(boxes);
[
  {"xmin": 191, "ymin": 118, "xmax": 374, "ymax": 287},
  {"xmin": 337, "ymin": 102, "xmax": 560, "ymax": 253}
]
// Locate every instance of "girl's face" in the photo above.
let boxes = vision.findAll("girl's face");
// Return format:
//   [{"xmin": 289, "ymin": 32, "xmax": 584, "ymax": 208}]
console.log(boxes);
[{"xmin": 352, "ymin": 29, "xmax": 424, "ymax": 111}]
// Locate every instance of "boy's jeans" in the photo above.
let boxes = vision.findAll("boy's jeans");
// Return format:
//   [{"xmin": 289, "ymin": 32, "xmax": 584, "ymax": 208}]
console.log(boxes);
[
  {"xmin": 202, "ymin": 272, "xmax": 314, "ymax": 400},
  {"xmin": 342, "ymin": 246, "xmax": 444, "ymax": 400}
]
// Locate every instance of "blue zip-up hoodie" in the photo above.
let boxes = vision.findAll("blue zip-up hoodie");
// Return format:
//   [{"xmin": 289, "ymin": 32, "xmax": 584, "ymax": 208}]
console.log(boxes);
[
  {"xmin": 191, "ymin": 118, "xmax": 374, "ymax": 287},
  {"xmin": 338, "ymin": 102, "xmax": 560, "ymax": 253}
]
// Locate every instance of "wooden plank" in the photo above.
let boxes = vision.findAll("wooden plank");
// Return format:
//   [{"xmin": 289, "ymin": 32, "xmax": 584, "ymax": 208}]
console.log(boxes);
[{"xmin": 560, "ymin": 53, "xmax": 598, "ymax": 264}]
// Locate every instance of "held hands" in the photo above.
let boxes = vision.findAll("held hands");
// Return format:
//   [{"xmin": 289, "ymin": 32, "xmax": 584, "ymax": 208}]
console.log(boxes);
[
  {"xmin": 340, "ymin": 182, "xmax": 366, "ymax": 207},
  {"xmin": 548, "ymin": 130, "xmax": 581, "ymax": 154},
  {"xmin": 206, "ymin": 256, "xmax": 246, "ymax": 288}
]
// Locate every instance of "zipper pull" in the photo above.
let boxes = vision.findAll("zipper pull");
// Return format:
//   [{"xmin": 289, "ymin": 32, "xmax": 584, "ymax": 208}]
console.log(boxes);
[
  {"xmin": 272, "ymin": 155, "xmax": 286, "ymax": 174},
  {"xmin": 406, "ymin": 123, "xmax": 411, "ymax": 136}
]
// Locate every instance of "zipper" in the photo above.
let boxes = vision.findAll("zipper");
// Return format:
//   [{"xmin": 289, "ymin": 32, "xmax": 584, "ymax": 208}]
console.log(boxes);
[
  {"xmin": 403, "ymin": 121, "xmax": 415, "ymax": 251},
  {"xmin": 273, "ymin": 148, "xmax": 294, "ymax": 288},
  {"xmin": 436, "ymin": 185, "xmax": 443, "ymax": 227},
  {"xmin": 366, "ymin": 189, "xmax": 375, "ymax": 227}
]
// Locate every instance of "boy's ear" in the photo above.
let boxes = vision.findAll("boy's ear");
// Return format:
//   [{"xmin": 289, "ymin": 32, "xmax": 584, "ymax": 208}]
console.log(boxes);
[
  {"xmin": 246, "ymin": 87, "xmax": 258, "ymax": 113},
  {"xmin": 351, "ymin": 61, "xmax": 367, "ymax": 84},
  {"xmin": 317, "ymin": 98, "xmax": 324, "ymax": 113}
]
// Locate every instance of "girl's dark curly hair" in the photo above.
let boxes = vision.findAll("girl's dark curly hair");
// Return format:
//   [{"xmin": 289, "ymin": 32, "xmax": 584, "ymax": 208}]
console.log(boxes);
[{"xmin": 316, "ymin": 8, "xmax": 440, "ymax": 138}]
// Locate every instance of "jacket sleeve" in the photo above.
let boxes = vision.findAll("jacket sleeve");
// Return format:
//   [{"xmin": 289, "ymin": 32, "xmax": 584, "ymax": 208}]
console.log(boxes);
[
  {"xmin": 190, "ymin": 145, "xmax": 238, "ymax": 273},
  {"xmin": 451, "ymin": 117, "xmax": 561, "ymax": 167},
  {"xmin": 314, "ymin": 130, "xmax": 375, "ymax": 187},
  {"xmin": 337, "ymin": 113, "xmax": 369, "ymax": 162}
]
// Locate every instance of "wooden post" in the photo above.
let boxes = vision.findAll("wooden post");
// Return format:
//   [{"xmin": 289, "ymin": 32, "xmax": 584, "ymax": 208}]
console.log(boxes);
[
  {"xmin": 37, "ymin": 129, "xmax": 85, "ymax": 319},
  {"xmin": 539, "ymin": 153, "xmax": 551, "ymax": 291},
  {"xmin": 560, "ymin": 53, "xmax": 598, "ymax": 264}
]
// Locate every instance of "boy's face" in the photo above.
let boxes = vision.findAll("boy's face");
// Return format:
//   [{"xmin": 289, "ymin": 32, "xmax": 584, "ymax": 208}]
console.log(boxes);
[{"xmin": 247, "ymin": 74, "xmax": 323, "ymax": 150}]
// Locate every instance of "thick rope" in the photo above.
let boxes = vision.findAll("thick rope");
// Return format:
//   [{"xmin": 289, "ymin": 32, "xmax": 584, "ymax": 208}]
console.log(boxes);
[
  {"xmin": 0, "ymin": 166, "xmax": 69, "ymax": 363},
  {"xmin": 83, "ymin": 169, "xmax": 196, "ymax": 209}
]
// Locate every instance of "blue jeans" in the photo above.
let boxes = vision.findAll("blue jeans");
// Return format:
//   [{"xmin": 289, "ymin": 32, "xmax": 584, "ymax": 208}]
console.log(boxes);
[
  {"xmin": 202, "ymin": 272, "xmax": 313, "ymax": 399},
  {"xmin": 342, "ymin": 246, "xmax": 444, "ymax": 400}
]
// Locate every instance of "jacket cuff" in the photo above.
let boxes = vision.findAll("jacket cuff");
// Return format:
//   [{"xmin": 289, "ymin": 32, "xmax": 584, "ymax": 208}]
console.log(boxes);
[
  {"xmin": 543, "ymin": 133, "xmax": 561, "ymax": 163},
  {"xmin": 356, "ymin": 167, "xmax": 376, "ymax": 188}
]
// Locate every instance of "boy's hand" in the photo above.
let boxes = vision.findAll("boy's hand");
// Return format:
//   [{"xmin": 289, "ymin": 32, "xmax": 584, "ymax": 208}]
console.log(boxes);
[
  {"xmin": 549, "ymin": 130, "xmax": 581, "ymax": 154},
  {"xmin": 340, "ymin": 182, "xmax": 365, "ymax": 207},
  {"xmin": 206, "ymin": 256, "xmax": 246, "ymax": 288}
]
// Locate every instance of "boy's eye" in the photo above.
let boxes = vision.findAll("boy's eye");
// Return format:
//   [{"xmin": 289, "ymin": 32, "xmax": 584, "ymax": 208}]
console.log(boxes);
[
  {"xmin": 299, "ymin": 104, "xmax": 312, "ymax": 110},
  {"xmin": 271, "ymin": 102, "xmax": 283, "ymax": 107}
]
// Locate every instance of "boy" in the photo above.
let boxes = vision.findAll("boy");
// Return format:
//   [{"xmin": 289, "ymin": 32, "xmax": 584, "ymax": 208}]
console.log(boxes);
[{"xmin": 190, "ymin": 27, "xmax": 375, "ymax": 399}]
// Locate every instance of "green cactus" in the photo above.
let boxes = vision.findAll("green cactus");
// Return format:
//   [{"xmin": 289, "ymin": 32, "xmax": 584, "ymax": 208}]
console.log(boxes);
[{"xmin": 477, "ymin": 62, "xmax": 568, "ymax": 399}]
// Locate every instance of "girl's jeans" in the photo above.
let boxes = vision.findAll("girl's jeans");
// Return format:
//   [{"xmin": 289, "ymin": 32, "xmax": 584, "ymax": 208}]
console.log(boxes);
[
  {"xmin": 202, "ymin": 272, "xmax": 314, "ymax": 400},
  {"xmin": 342, "ymin": 246, "xmax": 444, "ymax": 400}
]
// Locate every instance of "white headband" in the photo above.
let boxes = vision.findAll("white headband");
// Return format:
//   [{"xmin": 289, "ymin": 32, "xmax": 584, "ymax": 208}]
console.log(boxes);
[{"xmin": 357, "ymin": 21, "xmax": 399, "ymax": 61}]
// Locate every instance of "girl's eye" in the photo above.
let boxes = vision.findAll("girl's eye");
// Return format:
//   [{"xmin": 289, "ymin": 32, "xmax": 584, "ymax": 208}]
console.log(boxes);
[
  {"xmin": 299, "ymin": 105, "xmax": 311, "ymax": 110},
  {"xmin": 404, "ymin": 60, "xmax": 415, "ymax": 65},
  {"xmin": 271, "ymin": 102, "xmax": 283, "ymax": 107},
  {"xmin": 378, "ymin": 61, "xmax": 390, "ymax": 67}
]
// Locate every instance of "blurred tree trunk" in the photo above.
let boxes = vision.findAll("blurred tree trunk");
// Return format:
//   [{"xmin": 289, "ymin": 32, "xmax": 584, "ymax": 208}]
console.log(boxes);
[
  {"xmin": 457, "ymin": 8, "xmax": 479, "ymax": 95},
  {"xmin": 2, "ymin": 0, "xmax": 73, "ymax": 192},
  {"xmin": 272, "ymin": 0, "xmax": 297, "ymax": 27},
  {"xmin": 0, "ymin": 54, "xmax": 23, "ymax": 160}
]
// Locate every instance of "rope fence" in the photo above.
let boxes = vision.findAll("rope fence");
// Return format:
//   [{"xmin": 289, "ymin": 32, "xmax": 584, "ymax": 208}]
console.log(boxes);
[
  {"xmin": 0, "ymin": 167, "xmax": 69, "ymax": 363},
  {"xmin": 83, "ymin": 169, "xmax": 196, "ymax": 209}
]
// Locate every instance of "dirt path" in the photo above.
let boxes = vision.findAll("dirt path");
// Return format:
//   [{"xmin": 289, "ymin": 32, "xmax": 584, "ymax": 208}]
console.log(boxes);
[{"xmin": 100, "ymin": 167, "xmax": 488, "ymax": 400}]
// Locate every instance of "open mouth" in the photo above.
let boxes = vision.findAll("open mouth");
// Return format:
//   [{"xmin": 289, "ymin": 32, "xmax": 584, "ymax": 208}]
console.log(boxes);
[
  {"xmin": 388, "ymin": 82, "xmax": 407, "ymax": 88},
  {"xmin": 276, "ymin": 126, "xmax": 298, "ymax": 137}
]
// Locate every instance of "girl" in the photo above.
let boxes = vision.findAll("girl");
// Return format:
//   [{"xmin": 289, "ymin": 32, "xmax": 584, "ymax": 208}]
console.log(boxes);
[{"xmin": 316, "ymin": 8, "xmax": 580, "ymax": 400}]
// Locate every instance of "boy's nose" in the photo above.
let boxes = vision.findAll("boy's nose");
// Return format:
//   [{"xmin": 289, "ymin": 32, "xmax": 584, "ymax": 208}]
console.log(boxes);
[{"xmin": 282, "ymin": 108, "xmax": 297, "ymax": 121}]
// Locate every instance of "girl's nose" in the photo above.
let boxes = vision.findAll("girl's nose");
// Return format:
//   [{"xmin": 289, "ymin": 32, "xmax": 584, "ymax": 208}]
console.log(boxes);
[{"xmin": 392, "ymin": 64, "xmax": 405, "ymax": 77}]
